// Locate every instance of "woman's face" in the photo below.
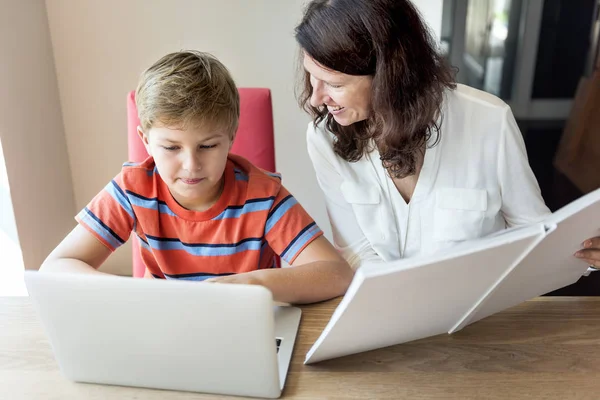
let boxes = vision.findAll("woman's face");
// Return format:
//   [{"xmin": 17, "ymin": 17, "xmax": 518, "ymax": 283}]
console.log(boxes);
[{"xmin": 303, "ymin": 54, "xmax": 373, "ymax": 126}]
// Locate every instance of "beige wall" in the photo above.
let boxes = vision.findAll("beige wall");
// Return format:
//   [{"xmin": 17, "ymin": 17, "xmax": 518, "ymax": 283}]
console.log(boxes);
[
  {"xmin": 41, "ymin": 0, "xmax": 441, "ymax": 276},
  {"xmin": 0, "ymin": 0, "xmax": 76, "ymax": 271}
]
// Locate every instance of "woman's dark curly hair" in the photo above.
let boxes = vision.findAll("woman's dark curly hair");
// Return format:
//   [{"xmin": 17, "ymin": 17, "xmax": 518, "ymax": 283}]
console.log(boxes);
[{"xmin": 295, "ymin": 0, "xmax": 456, "ymax": 178}]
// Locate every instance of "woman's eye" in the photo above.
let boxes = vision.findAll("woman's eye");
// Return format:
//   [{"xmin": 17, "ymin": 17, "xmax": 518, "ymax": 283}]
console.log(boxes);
[{"xmin": 328, "ymin": 83, "xmax": 342, "ymax": 89}]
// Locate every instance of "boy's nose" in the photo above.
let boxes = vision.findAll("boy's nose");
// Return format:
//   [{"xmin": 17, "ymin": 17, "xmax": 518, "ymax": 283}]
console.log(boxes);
[{"xmin": 182, "ymin": 154, "xmax": 202, "ymax": 172}]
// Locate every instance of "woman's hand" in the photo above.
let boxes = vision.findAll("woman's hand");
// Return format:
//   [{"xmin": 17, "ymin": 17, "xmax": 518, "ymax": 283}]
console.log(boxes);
[{"xmin": 575, "ymin": 237, "xmax": 600, "ymax": 268}]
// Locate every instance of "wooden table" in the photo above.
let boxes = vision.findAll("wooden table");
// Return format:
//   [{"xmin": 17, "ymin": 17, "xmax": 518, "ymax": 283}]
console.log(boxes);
[{"xmin": 2, "ymin": 296, "xmax": 600, "ymax": 399}]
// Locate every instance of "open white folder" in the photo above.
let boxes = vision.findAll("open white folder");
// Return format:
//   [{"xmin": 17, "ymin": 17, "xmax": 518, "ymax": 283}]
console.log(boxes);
[{"xmin": 305, "ymin": 188, "xmax": 600, "ymax": 364}]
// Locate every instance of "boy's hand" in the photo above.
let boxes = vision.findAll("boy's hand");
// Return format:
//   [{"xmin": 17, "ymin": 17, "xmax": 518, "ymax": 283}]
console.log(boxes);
[{"xmin": 204, "ymin": 271, "xmax": 262, "ymax": 286}]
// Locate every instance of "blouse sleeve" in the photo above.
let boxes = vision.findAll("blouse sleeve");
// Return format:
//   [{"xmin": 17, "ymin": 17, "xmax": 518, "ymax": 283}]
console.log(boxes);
[
  {"xmin": 497, "ymin": 106, "xmax": 552, "ymax": 227},
  {"xmin": 306, "ymin": 123, "xmax": 383, "ymax": 269}
]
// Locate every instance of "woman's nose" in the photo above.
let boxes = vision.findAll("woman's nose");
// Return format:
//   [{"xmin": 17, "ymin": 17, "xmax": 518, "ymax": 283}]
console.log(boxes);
[{"xmin": 310, "ymin": 82, "xmax": 328, "ymax": 108}]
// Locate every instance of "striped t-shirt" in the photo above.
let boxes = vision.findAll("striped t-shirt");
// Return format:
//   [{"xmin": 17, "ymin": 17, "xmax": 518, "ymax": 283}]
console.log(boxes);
[{"xmin": 76, "ymin": 154, "xmax": 323, "ymax": 280}]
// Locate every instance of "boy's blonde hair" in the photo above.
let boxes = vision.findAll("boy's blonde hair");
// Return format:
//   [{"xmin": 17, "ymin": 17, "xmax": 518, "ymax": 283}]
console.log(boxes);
[{"xmin": 135, "ymin": 50, "xmax": 239, "ymax": 136}]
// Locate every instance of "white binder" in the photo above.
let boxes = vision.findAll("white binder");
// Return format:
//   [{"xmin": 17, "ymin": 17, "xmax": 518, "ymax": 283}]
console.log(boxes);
[{"xmin": 305, "ymin": 188, "xmax": 600, "ymax": 364}]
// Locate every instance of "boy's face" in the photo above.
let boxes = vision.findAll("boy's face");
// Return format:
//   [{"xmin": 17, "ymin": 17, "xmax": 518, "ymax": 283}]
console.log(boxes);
[{"xmin": 138, "ymin": 122, "xmax": 233, "ymax": 211}]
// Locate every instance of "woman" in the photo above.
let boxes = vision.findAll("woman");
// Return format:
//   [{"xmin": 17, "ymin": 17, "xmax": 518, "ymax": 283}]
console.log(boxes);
[{"xmin": 295, "ymin": 0, "xmax": 600, "ymax": 269}]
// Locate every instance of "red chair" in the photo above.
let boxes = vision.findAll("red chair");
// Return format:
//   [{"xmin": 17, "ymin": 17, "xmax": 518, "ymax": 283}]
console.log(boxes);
[{"xmin": 126, "ymin": 88, "xmax": 276, "ymax": 277}]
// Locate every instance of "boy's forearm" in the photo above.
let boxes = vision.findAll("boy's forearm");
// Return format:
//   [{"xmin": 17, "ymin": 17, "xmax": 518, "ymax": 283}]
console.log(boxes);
[
  {"xmin": 251, "ymin": 261, "xmax": 354, "ymax": 304},
  {"xmin": 39, "ymin": 258, "xmax": 108, "ymax": 275}
]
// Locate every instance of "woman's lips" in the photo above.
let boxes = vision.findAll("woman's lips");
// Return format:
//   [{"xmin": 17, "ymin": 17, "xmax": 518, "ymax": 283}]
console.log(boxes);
[{"xmin": 328, "ymin": 106, "xmax": 346, "ymax": 115}]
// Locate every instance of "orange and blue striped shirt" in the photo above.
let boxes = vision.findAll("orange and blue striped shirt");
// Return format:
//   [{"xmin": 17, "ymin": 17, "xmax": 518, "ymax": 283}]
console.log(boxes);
[{"xmin": 76, "ymin": 154, "xmax": 323, "ymax": 280}]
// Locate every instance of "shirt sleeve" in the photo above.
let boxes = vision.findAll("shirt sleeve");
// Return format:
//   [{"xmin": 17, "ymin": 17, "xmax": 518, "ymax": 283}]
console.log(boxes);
[
  {"xmin": 497, "ymin": 106, "xmax": 552, "ymax": 227},
  {"xmin": 264, "ymin": 185, "xmax": 323, "ymax": 265},
  {"xmin": 75, "ymin": 172, "xmax": 136, "ymax": 251},
  {"xmin": 306, "ymin": 123, "xmax": 383, "ymax": 269}
]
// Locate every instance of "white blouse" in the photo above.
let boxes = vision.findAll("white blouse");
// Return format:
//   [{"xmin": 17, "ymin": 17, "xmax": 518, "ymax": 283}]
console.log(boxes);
[{"xmin": 306, "ymin": 84, "xmax": 551, "ymax": 269}]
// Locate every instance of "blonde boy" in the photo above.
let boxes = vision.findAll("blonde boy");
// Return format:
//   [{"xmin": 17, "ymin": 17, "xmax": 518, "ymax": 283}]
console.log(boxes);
[{"xmin": 41, "ymin": 50, "xmax": 353, "ymax": 304}]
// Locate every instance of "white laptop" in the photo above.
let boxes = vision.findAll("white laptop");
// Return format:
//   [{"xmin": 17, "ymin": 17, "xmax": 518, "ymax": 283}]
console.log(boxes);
[{"xmin": 24, "ymin": 271, "xmax": 301, "ymax": 398}]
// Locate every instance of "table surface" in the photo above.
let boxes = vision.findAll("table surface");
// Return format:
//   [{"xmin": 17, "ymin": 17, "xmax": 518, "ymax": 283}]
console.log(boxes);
[{"xmin": 2, "ymin": 296, "xmax": 600, "ymax": 399}]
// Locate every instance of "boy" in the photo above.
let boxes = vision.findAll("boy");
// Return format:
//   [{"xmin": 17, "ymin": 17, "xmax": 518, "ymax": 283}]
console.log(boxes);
[{"xmin": 40, "ymin": 50, "xmax": 354, "ymax": 304}]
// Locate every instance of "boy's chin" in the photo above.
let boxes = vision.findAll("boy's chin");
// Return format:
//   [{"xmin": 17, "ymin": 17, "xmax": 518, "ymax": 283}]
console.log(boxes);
[{"xmin": 172, "ymin": 178, "xmax": 224, "ymax": 208}]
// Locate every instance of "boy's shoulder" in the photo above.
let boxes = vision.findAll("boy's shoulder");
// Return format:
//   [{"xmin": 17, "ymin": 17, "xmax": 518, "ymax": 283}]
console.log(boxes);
[
  {"xmin": 121, "ymin": 157, "xmax": 157, "ymax": 172},
  {"xmin": 117, "ymin": 156, "xmax": 159, "ymax": 193},
  {"xmin": 229, "ymin": 154, "xmax": 281, "ymax": 186},
  {"xmin": 228, "ymin": 154, "xmax": 283, "ymax": 195}
]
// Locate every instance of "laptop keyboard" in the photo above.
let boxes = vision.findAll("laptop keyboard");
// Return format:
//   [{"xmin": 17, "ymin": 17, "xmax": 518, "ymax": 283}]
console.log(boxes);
[{"xmin": 275, "ymin": 337, "xmax": 282, "ymax": 353}]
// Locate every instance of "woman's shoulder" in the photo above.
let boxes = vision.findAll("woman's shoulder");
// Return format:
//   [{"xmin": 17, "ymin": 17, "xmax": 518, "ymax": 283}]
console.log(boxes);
[
  {"xmin": 306, "ymin": 119, "xmax": 335, "ymax": 145},
  {"xmin": 446, "ymin": 84, "xmax": 510, "ymax": 113},
  {"xmin": 306, "ymin": 119, "xmax": 340, "ymax": 162},
  {"xmin": 442, "ymin": 84, "xmax": 514, "ymax": 141}
]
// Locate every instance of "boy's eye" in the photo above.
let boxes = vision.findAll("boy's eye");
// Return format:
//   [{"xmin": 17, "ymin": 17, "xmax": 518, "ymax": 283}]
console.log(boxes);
[
  {"xmin": 199, "ymin": 144, "xmax": 217, "ymax": 149},
  {"xmin": 163, "ymin": 146, "xmax": 180, "ymax": 151}
]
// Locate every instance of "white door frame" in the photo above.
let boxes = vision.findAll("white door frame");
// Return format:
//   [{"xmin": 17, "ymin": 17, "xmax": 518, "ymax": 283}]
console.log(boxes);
[{"xmin": 448, "ymin": 0, "xmax": 574, "ymax": 120}]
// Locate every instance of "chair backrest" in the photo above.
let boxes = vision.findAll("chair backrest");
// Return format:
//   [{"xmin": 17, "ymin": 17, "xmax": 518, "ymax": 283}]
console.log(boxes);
[{"xmin": 126, "ymin": 88, "xmax": 276, "ymax": 277}]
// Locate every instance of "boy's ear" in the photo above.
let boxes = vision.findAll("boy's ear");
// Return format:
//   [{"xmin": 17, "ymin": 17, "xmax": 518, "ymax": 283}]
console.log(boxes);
[{"xmin": 137, "ymin": 126, "xmax": 152, "ymax": 155}]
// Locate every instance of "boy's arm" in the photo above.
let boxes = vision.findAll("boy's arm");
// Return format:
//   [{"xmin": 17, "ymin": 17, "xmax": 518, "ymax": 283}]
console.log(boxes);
[
  {"xmin": 40, "ymin": 224, "xmax": 112, "ymax": 275},
  {"xmin": 143, "ymin": 267, "xmax": 155, "ymax": 278},
  {"xmin": 207, "ymin": 236, "xmax": 354, "ymax": 304},
  {"xmin": 41, "ymin": 170, "xmax": 137, "ymax": 275},
  {"xmin": 206, "ymin": 183, "xmax": 354, "ymax": 304},
  {"xmin": 257, "ymin": 235, "xmax": 354, "ymax": 304}
]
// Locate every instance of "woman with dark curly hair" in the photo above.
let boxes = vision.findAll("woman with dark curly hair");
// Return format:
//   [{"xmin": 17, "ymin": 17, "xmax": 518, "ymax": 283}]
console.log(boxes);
[{"xmin": 295, "ymin": 0, "xmax": 600, "ymax": 269}]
